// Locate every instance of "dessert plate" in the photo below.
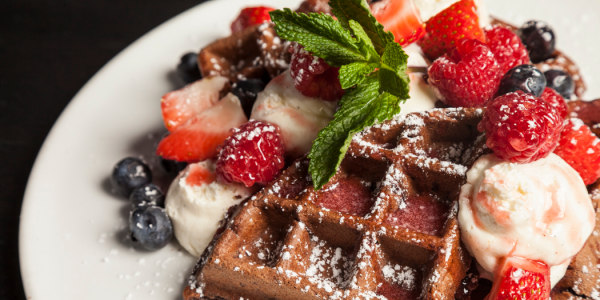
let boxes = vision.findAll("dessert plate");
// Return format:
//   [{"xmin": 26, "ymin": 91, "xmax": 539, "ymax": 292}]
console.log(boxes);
[{"xmin": 19, "ymin": 0, "xmax": 600, "ymax": 299}]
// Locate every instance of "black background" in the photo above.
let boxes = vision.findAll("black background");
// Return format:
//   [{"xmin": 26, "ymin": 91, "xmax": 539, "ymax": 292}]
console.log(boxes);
[{"xmin": 0, "ymin": 1, "xmax": 204, "ymax": 298}]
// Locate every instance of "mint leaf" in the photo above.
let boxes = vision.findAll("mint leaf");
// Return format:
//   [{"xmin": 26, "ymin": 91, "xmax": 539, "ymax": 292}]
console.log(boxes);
[
  {"xmin": 270, "ymin": 9, "xmax": 366, "ymax": 66},
  {"xmin": 329, "ymin": 0, "xmax": 394, "ymax": 55},
  {"xmin": 308, "ymin": 77, "xmax": 403, "ymax": 189},
  {"xmin": 378, "ymin": 43, "xmax": 410, "ymax": 98},
  {"xmin": 339, "ymin": 62, "xmax": 377, "ymax": 89}
]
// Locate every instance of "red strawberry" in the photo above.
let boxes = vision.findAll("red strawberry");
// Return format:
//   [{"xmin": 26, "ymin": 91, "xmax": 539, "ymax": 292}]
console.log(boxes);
[
  {"xmin": 427, "ymin": 39, "xmax": 501, "ymax": 107},
  {"xmin": 371, "ymin": 0, "xmax": 426, "ymax": 47},
  {"xmin": 230, "ymin": 6, "xmax": 274, "ymax": 33},
  {"xmin": 386, "ymin": 194, "xmax": 449, "ymax": 236},
  {"xmin": 484, "ymin": 25, "xmax": 531, "ymax": 75},
  {"xmin": 418, "ymin": 0, "xmax": 485, "ymax": 60},
  {"xmin": 554, "ymin": 118, "xmax": 600, "ymax": 185},
  {"xmin": 157, "ymin": 94, "xmax": 248, "ymax": 162},
  {"xmin": 488, "ymin": 257, "xmax": 550, "ymax": 300},
  {"xmin": 161, "ymin": 76, "xmax": 229, "ymax": 132}
]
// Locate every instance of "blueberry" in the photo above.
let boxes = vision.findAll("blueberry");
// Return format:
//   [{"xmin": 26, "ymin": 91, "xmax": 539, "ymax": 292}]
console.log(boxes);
[
  {"xmin": 232, "ymin": 79, "xmax": 267, "ymax": 117},
  {"xmin": 129, "ymin": 183, "xmax": 165, "ymax": 208},
  {"xmin": 129, "ymin": 205, "xmax": 173, "ymax": 251},
  {"xmin": 497, "ymin": 65, "xmax": 546, "ymax": 97},
  {"xmin": 544, "ymin": 69, "xmax": 574, "ymax": 99},
  {"xmin": 111, "ymin": 157, "xmax": 152, "ymax": 197},
  {"xmin": 160, "ymin": 157, "xmax": 187, "ymax": 175},
  {"xmin": 177, "ymin": 52, "xmax": 202, "ymax": 84},
  {"xmin": 518, "ymin": 20, "xmax": 555, "ymax": 63}
]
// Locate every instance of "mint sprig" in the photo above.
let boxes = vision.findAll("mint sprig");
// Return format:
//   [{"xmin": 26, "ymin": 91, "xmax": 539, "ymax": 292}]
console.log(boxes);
[{"xmin": 270, "ymin": 0, "xmax": 410, "ymax": 189}]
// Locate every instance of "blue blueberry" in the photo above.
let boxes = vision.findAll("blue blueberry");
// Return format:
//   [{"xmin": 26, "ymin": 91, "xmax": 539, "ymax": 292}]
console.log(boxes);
[
  {"xmin": 497, "ymin": 65, "xmax": 546, "ymax": 97},
  {"xmin": 232, "ymin": 79, "xmax": 267, "ymax": 118},
  {"xmin": 129, "ymin": 205, "xmax": 173, "ymax": 251},
  {"xmin": 129, "ymin": 183, "xmax": 165, "ymax": 208},
  {"xmin": 544, "ymin": 69, "xmax": 574, "ymax": 99},
  {"xmin": 518, "ymin": 20, "xmax": 556, "ymax": 63},
  {"xmin": 177, "ymin": 52, "xmax": 202, "ymax": 84},
  {"xmin": 111, "ymin": 157, "xmax": 152, "ymax": 197}
]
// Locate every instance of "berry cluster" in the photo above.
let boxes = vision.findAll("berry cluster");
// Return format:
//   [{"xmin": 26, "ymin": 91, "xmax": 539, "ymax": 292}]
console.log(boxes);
[{"xmin": 111, "ymin": 157, "xmax": 173, "ymax": 251}]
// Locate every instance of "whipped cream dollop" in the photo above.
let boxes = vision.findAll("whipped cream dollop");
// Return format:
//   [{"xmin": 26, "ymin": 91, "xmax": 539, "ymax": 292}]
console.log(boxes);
[
  {"xmin": 250, "ymin": 70, "xmax": 338, "ymax": 157},
  {"xmin": 458, "ymin": 153, "xmax": 595, "ymax": 286},
  {"xmin": 165, "ymin": 161, "xmax": 251, "ymax": 257}
]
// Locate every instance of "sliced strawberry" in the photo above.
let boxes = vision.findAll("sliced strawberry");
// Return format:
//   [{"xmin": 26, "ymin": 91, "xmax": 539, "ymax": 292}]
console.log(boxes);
[
  {"xmin": 157, "ymin": 93, "xmax": 248, "ymax": 162},
  {"xmin": 161, "ymin": 76, "xmax": 228, "ymax": 132},
  {"xmin": 230, "ymin": 6, "xmax": 275, "ymax": 33},
  {"xmin": 554, "ymin": 118, "xmax": 600, "ymax": 185},
  {"xmin": 488, "ymin": 257, "xmax": 550, "ymax": 300},
  {"xmin": 417, "ymin": 0, "xmax": 485, "ymax": 60},
  {"xmin": 371, "ymin": 0, "xmax": 426, "ymax": 47}
]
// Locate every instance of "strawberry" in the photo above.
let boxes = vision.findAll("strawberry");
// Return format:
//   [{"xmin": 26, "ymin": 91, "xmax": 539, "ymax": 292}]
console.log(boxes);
[
  {"xmin": 371, "ymin": 0, "xmax": 426, "ymax": 47},
  {"xmin": 230, "ymin": 6, "xmax": 275, "ymax": 33},
  {"xmin": 157, "ymin": 94, "xmax": 248, "ymax": 162},
  {"xmin": 553, "ymin": 118, "xmax": 600, "ymax": 185},
  {"xmin": 417, "ymin": 0, "xmax": 485, "ymax": 60},
  {"xmin": 161, "ymin": 76, "xmax": 229, "ymax": 132},
  {"xmin": 488, "ymin": 257, "xmax": 550, "ymax": 300}
]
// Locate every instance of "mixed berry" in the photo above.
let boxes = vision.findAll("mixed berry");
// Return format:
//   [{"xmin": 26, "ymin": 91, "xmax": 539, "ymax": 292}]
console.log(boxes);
[{"xmin": 106, "ymin": 5, "xmax": 597, "ymax": 300}]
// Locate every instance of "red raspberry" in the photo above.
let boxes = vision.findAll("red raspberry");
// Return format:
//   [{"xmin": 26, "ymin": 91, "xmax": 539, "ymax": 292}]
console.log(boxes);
[
  {"xmin": 289, "ymin": 45, "xmax": 344, "ymax": 101},
  {"xmin": 484, "ymin": 25, "xmax": 531, "ymax": 75},
  {"xmin": 553, "ymin": 118, "xmax": 600, "ymax": 185},
  {"xmin": 230, "ymin": 6, "xmax": 274, "ymax": 33},
  {"xmin": 216, "ymin": 120, "xmax": 285, "ymax": 187},
  {"xmin": 540, "ymin": 87, "xmax": 567, "ymax": 120},
  {"xmin": 428, "ymin": 39, "xmax": 502, "ymax": 107},
  {"xmin": 479, "ymin": 91, "xmax": 564, "ymax": 163}
]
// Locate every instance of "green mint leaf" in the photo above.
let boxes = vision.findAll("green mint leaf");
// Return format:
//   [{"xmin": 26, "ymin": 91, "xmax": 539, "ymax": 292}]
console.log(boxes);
[
  {"xmin": 270, "ymin": 9, "xmax": 366, "ymax": 66},
  {"xmin": 339, "ymin": 62, "xmax": 377, "ymax": 89},
  {"xmin": 308, "ymin": 77, "xmax": 403, "ymax": 189},
  {"xmin": 329, "ymin": 0, "xmax": 394, "ymax": 55},
  {"xmin": 348, "ymin": 20, "xmax": 378, "ymax": 63},
  {"xmin": 378, "ymin": 43, "xmax": 410, "ymax": 98}
]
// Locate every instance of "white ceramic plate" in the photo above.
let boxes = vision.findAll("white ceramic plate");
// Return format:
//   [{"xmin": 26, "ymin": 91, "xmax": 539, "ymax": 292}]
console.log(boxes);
[{"xmin": 19, "ymin": 0, "xmax": 600, "ymax": 299}]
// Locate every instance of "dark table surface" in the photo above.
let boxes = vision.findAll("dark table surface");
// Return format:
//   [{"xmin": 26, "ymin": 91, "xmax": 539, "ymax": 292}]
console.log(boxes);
[{"xmin": 0, "ymin": 1, "xmax": 203, "ymax": 298}]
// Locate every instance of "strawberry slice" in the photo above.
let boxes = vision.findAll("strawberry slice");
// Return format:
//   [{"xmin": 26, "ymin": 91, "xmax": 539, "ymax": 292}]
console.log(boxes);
[
  {"xmin": 230, "ymin": 6, "xmax": 275, "ymax": 33},
  {"xmin": 371, "ymin": 0, "xmax": 426, "ymax": 47},
  {"xmin": 157, "ymin": 93, "xmax": 248, "ymax": 162},
  {"xmin": 161, "ymin": 76, "xmax": 229, "ymax": 132},
  {"xmin": 417, "ymin": 0, "xmax": 485, "ymax": 60},
  {"xmin": 488, "ymin": 257, "xmax": 551, "ymax": 300},
  {"xmin": 553, "ymin": 118, "xmax": 600, "ymax": 185}
]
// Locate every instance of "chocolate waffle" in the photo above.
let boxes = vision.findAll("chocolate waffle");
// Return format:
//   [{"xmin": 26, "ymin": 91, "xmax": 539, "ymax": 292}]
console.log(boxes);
[
  {"xmin": 183, "ymin": 108, "xmax": 488, "ymax": 299},
  {"xmin": 198, "ymin": 23, "xmax": 291, "ymax": 82}
]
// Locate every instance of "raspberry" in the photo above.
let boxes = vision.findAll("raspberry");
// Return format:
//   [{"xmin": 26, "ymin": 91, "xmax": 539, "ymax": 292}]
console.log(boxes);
[
  {"xmin": 540, "ymin": 87, "xmax": 567, "ymax": 120},
  {"xmin": 427, "ymin": 39, "xmax": 502, "ymax": 107},
  {"xmin": 289, "ymin": 45, "xmax": 344, "ymax": 101},
  {"xmin": 553, "ymin": 118, "xmax": 600, "ymax": 185},
  {"xmin": 484, "ymin": 25, "xmax": 531, "ymax": 75},
  {"xmin": 216, "ymin": 120, "xmax": 285, "ymax": 187},
  {"xmin": 479, "ymin": 91, "xmax": 564, "ymax": 163}
]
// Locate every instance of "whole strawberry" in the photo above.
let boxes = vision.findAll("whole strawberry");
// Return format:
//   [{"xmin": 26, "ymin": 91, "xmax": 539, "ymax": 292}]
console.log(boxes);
[
  {"xmin": 230, "ymin": 6, "xmax": 274, "ymax": 33},
  {"xmin": 484, "ymin": 25, "xmax": 531, "ymax": 75},
  {"xmin": 479, "ymin": 91, "xmax": 564, "ymax": 163},
  {"xmin": 216, "ymin": 120, "xmax": 285, "ymax": 187},
  {"xmin": 553, "ymin": 118, "xmax": 600, "ymax": 185},
  {"xmin": 428, "ymin": 39, "xmax": 501, "ymax": 107},
  {"xmin": 418, "ymin": 0, "xmax": 485, "ymax": 60}
]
